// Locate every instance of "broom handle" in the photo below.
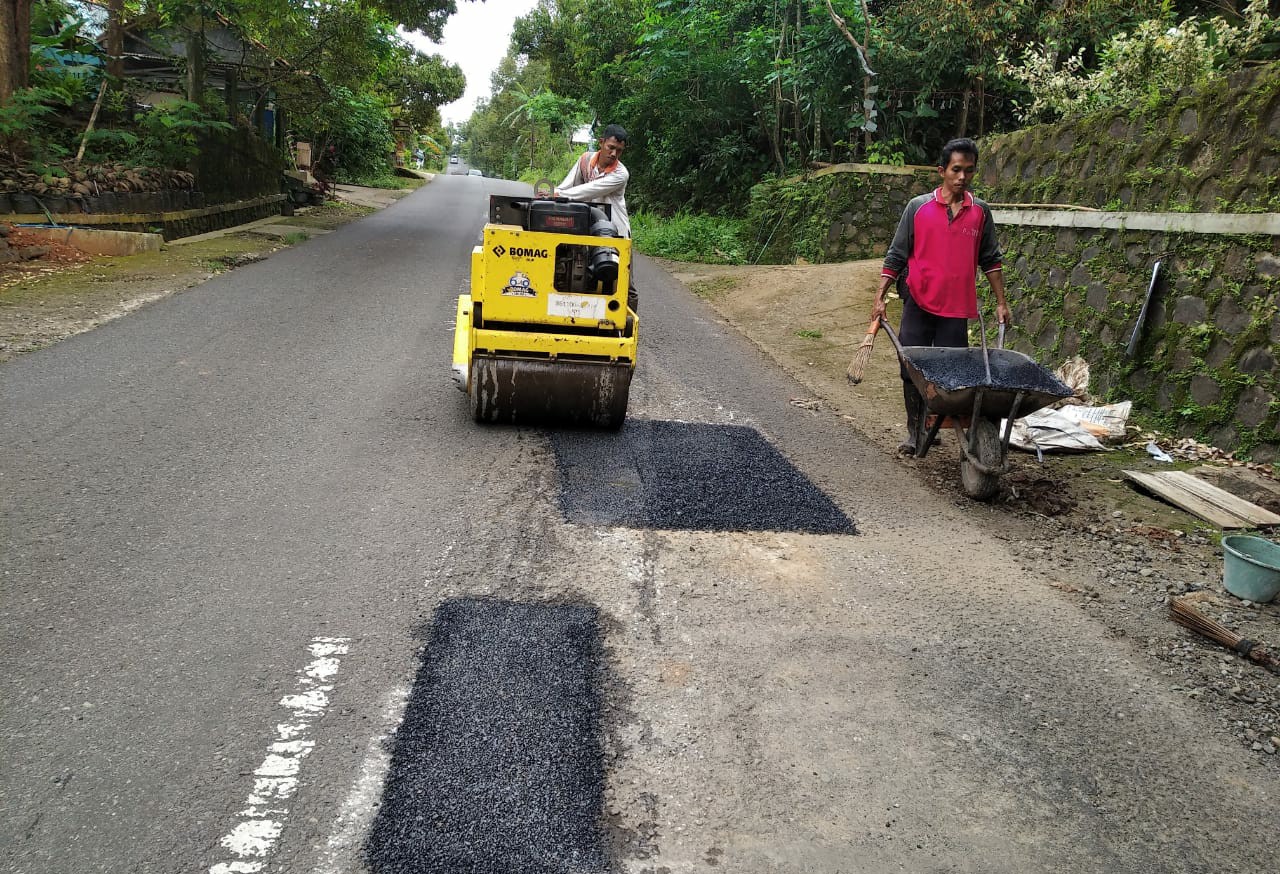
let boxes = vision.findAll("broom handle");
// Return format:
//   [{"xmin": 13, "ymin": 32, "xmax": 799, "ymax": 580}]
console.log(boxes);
[{"xmin": 861, "ymin": 318, "xmax": 881, "ymax": 341}]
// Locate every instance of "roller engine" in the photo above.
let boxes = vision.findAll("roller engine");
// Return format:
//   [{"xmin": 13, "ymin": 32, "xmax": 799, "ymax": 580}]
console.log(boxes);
[{"xmin": 451, "ymin": 195, "xmax": 638, "ymax": 428}]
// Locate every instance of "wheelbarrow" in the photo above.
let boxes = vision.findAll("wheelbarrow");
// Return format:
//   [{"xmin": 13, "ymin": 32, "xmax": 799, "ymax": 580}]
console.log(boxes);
[{"xmin": 879, "ymin": 316, "xmax": 1074, "ymax": 500}]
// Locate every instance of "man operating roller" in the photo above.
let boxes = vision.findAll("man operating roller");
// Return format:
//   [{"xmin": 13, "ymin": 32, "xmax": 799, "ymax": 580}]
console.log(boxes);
[
  {"xmin": 870, "ymin": 137, "xmax": 1012, "ymax": 455},
  {"xmin": 556, "ymin": 124, "xmax": 637, "ymax": 310}
]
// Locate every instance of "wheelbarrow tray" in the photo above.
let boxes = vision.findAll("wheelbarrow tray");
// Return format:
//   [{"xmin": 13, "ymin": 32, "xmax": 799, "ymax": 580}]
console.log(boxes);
[{"xmin": 900, "ymin": 346, "xmax": 1074, "ymax": 418}]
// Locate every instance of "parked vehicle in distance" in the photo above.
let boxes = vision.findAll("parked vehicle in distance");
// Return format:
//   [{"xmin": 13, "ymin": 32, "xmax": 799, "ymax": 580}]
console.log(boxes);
[
  {"xmin": 467, "ymin": 168, "xmax": 483, "ymax": 176},
  {"xmin": 449, "ymin": 155, "xmax": 459, "ymax": 164}
]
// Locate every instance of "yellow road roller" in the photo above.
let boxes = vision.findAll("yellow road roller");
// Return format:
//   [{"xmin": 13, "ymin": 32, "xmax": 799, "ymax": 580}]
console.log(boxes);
[{"xmin": 452, "ymin": 195, "xmax": 638, "ymax": 428}]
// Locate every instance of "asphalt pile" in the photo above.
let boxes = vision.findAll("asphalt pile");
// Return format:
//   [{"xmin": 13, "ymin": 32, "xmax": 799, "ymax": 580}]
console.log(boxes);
[
  {"xmin": 551, "ymin": 419, "xmax": 855, "ymax": 534},
  {"xmin": 366, "ymin": 599, "xmax": 608, "ymax": 873},
  {"xmin": 904, "ymin": 346, "xmax": 1071, "ymax": 396}
]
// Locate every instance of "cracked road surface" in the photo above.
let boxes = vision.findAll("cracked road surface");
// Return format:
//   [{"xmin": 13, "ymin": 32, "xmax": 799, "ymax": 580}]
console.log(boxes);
[{"xmin": 2, "ymin": 175, "xmax": 1276, "ymax": 873}]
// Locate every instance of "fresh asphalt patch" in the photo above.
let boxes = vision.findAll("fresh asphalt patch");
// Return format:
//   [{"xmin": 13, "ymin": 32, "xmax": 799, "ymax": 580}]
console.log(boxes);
[
  {"xmin": 365, "ymin": 598, "xmax": 608, "ymax": 874},
  {"xmin": 550, "ymin": 420, "xmax": 855, "ymax": 534}
]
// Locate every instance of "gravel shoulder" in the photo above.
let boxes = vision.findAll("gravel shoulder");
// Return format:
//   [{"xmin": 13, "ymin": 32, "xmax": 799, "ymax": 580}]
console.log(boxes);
[
  {"xmin": 2, "ymin": 203, "xmax": 1276, "ymax": 775},
  {"xmin": 660, "ymin": 257, "xmax": 1280, "ymax": 767}
]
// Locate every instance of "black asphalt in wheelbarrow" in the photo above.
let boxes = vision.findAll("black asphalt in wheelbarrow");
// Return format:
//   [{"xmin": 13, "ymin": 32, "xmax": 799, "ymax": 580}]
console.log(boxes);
[{"xmin": 898, "ymin": 345, "xmax": 1074, "ymax": 419}]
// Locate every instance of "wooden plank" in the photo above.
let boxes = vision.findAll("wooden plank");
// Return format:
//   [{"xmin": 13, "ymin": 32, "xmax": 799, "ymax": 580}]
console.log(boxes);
[
  {"xmin": 1193, "ymin": 465, "xmax": 1280, "ymax": 515},
  {"xmin": 1122, "ymin": 470, "xmax": 1255, "ymax": 528},
  {"xmin": 1170, "ymin": 471, "xmax": 1280, "ymax": 526}
]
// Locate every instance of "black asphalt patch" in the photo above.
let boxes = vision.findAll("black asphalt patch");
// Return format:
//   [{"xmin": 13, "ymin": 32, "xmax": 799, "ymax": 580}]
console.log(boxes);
[
  {"xmin": 366, "ymin": 599, "xmax": 607, "ymax": 874},
  {"xmin": 550, "ymin": 420, "xmax": 855, "ymax": 534}
]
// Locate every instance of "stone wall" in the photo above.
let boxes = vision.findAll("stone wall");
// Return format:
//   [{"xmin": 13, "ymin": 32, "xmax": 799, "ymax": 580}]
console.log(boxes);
[
  {"xmin": 997, "ymin": 220, "xmax": 1280, "ymax": 459},
  {"xmin": 976, "ymin": 62, "xmax": 1280, "ymax": 460},
  {"xmin": 192, "ymin": 126, "xmax": 286, "ymax": 205},
  {"xmin": 747, "ymin": 164, "xmax": 936, "ymax": 264},
  {"xmin": 979, "ymin": 65, "xmax": 1280, "ymax": 213},
  {"xmin": 0, "ymin": 194, "xmax": 286, "ymax": 241}
]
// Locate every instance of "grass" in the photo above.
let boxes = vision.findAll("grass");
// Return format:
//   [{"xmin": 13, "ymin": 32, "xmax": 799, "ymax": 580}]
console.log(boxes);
[
  {"xmin": 795, "ymin": 328, "xmax": 824, "ymax": 339},
  {"xmin": 688, "ymin": 276, "xmax": 739, "ymax": 299},
  {"xmin": 282, "ymin": 231, "xmax": 309, "ymax": 245},
  {"xmin": 632, "ymin": 211, "xmax": 747, "ymax": 264}
]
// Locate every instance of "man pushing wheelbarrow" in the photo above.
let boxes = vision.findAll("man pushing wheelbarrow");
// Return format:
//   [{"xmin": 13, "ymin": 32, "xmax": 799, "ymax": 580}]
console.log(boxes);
[
  {"xmin": 859, "ymin": 138, "xmax": 1073, "ymax": 500},
  {"xmin": 868, "ymin": 137, "xmax": 1012, "ymax": 456}
]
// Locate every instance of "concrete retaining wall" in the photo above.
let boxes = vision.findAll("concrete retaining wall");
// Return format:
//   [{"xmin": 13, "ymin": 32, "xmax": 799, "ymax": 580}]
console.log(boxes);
[{"xmin": 2, "ymin": 195, "xmax": 286, "ymax": 241}]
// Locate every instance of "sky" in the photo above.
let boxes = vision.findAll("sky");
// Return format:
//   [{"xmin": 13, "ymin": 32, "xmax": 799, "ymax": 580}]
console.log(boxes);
[{"xmin": 405, "ymin": 0, "xmax": 543, "ymax": 127}]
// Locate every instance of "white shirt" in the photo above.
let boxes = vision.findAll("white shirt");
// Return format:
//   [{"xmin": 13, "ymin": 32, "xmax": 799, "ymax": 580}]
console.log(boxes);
[{"xmin": 557, "ymin": 153, "xmax": 631, "ymax": 239}]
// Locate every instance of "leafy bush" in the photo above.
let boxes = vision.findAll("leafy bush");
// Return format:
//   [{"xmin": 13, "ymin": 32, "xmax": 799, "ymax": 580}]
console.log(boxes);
[
  {"xmin": 632, "ymin": 211, "xmax": 747, "ymax": 264},
  {"xmin": 133, "ymin": 101, "xmax": 232, "ymax": 168},
  {"xmin": 1000, "ymin": 0, "xmax": 1278, "ymax": 121}
]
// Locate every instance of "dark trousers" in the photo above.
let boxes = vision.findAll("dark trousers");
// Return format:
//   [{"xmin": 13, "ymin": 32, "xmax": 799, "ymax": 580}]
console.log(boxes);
[
  {"xmin": 898, "ymin": 288, "xmax": 968, "ymax": 441},
  {"xmin": 898, "ymin": 288, "xmax": 968, "ymax": 383}
]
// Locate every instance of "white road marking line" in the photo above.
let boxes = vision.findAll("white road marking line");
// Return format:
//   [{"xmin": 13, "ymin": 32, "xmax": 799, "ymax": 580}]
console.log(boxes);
[
  {"xmin": 208, "ymin": 636, "xmax": 351, "ymax": 874},
  {"xmin": 313, "ymin": 683, "xmax": 412, "ymax": 874}
]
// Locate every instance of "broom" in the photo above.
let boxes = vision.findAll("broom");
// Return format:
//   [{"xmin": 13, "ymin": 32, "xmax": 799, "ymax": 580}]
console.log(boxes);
[
  {"xmin": 846, "ymin": 318, "xmax": 881, "ymax": 384},
  {"xmin": 1169, "ymin": 597, "xmax": 1280, "ymax": 674}
]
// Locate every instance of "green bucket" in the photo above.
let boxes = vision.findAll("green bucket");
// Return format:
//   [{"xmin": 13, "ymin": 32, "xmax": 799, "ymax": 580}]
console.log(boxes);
[{"xmin": 1222, "ymin": 535, "xmax": 1280, "ymax": 604}]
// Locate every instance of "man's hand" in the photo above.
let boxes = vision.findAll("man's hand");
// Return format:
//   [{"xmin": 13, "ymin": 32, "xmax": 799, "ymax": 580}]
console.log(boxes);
[
  {"xmin": 996, "ymin": 300, "xmax": 1012, "ymax": 326},
  {"xmin": 870, "ymin": 276, "xmax": 893, "ymax": 326}
]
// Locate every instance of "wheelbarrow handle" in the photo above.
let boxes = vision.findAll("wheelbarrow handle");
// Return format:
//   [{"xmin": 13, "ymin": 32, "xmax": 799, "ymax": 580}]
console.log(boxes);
[
  {"xmin": 878, "ymin": 317, "xmax": 905, "ymax": 357},
  {"xmin": 997, "ymin": 321, "xmax": 1006, "ymax": 350}
]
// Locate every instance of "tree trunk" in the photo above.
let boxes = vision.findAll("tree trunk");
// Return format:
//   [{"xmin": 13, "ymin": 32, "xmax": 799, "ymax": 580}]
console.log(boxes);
[
  {"xmin": 956, "ymin": 86, "xmax": 971, "ymax": 138},
  {"xmin": 106, "ymin": 0, "xmax": 124, "ymax": 81},
  {"xmin": 771, "ymin": 18, "xmax": 785, "ymax": 172},
  {"xmin": 976, "ymin": 77, "xmax": 986, "ymax": 137},
  {"xmin": 186, "ymin": 16, "xmax": 206, "ymax": 107},
  {"xmin": 0, "ymin": 0, "xmax": 33, "ymax": 103},
  {"xmin": 225, "ymin": 67, "xmax": 239, "ymax": 123},
  {"xmin": 822, "ymin": 0, "xmax": 876, "ymax": 154}
]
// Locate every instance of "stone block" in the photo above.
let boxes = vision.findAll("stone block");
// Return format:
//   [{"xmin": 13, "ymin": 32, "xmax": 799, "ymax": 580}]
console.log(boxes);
[
  {"xmin": 1086, "ymin": 282, "xmax": 1109, "ymax": 311},
  {"xmin": 1178, "ymin": 108, "xmax": 1200, "ymax": 135},
  {"xmin": 1069, "ymin": 264, "xmax": 1091, "ymax": 286},
  {"xmin": 1205, "ymin": 338, "xmax": 1233, "ymax": 369},
  {"xmin": 1035, "ymin": 320, "xmax": 1058, "ymax": 351},
  {"xmin": 1172, "ymin": 346, "xmax": 1197, "ymax": 372},
  {"xmin": 1236, "ymin": 386, "xmax": 1273, "ymax": 428},
  {"xmin": 1172, "ymin": 295, "xmax": 1208, "ymax": 324},
  {"xmin": 1214, "ymin": 296, "xmax": 1250, "ymax": 334},
  {"xmin": 1080, "ymin": 245, "xmax": 1101, "ymax": 262},
  {"xmin": 1048, "ymin": 266, "xmax": 1067, "ymax": 287},
  {"xmin": 1059, "ymin": 326, "xmax": 1081, "ymax": 358},
  {"xmin": 1189, "ymin": 374, "xmax": 1221, "ymax": 406},
  {"xmin": 1239, "ymin": 347, "xmax": 1276, "ymax": 374},
  {"xmin": 1130, "ymin": 368, "xmax": 1154, "ymax": 391},
  {"xmin": 1251, "ymin": 444, "xmax": 1277, "ymax": 463},
  {"xmin": 1211, "ymin": 424, "xmax": 1240, "ymax": 450},
  {"xmin": 1155, "ymin": 379, "xmax": 1179, "ymax": 412},
  {"xmin": 1255, "ymin": 253, "xmax": 1280, "ymax": 278},
  {"xmin": 1021, "ymin": 306, "xmax": 1045, "ymax": 337}
]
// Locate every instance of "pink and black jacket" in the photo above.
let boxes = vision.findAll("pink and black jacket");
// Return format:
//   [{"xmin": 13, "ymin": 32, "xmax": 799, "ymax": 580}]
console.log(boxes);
[{"xmin": 881, "ymin": 188, "xmax": 1003, "ymax": 319}]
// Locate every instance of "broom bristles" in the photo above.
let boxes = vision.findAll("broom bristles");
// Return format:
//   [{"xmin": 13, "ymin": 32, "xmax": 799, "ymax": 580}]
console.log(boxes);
[
  {"xmin": 846, "ymin": 319, "xmax": 880, "ymax": 384},
  {"xmin": 1169, "ymin": 597, "xmax": 1279, "ymax": 673}
]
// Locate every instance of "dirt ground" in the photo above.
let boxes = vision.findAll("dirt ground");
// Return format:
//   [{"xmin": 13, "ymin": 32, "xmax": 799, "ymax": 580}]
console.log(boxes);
[{"xmin": 3, "ymin": 203, "xmax": 1278, "ymax": 767}]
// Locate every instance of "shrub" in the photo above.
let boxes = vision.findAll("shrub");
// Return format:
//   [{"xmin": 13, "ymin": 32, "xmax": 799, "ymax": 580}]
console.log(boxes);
[{"xmin": 632, "ymin": 211, "xmax": 747, "ymax": 264}]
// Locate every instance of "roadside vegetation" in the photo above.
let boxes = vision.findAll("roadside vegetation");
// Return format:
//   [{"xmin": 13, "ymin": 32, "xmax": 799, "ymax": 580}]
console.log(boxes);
[
  {"xmin": 458, "ymin": 0, "xmax": 1277, "ymax": 263},
  {"xmin": 1, "ymin": 0, "xmax": 466, "ymax": 191}
]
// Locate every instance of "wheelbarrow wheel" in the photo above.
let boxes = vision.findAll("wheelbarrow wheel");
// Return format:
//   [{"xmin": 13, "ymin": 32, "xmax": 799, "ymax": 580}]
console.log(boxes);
[{"xmin": 960, "ymin": 418, "xmax": 1001, "ymax": 501}]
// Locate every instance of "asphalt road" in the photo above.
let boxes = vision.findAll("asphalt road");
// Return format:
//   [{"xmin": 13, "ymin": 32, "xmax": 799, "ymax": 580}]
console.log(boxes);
[{"xmin": 3, "ymin": 175, "xmax": 1277, "ymax": 873}]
